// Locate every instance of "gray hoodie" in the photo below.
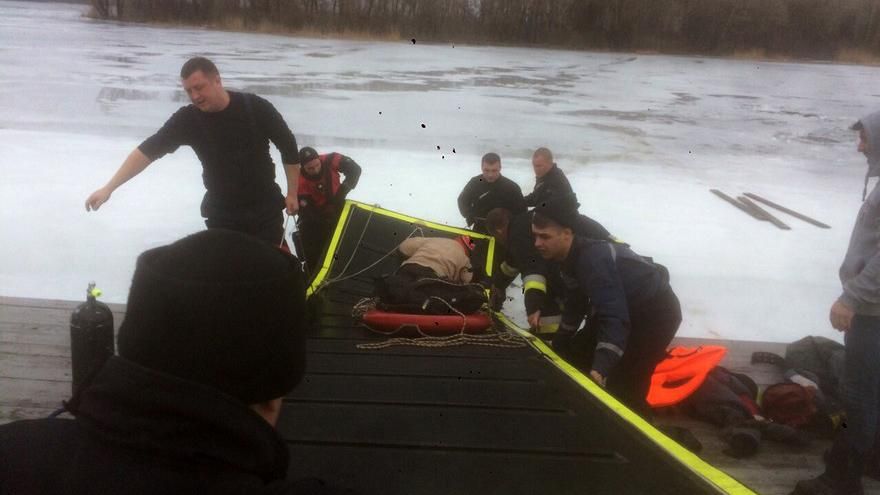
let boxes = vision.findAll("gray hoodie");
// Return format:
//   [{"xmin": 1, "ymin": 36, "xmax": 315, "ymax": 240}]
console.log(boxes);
[{"xmin": 839, "ymin": 110, "xmax": 880, "ymax": 315}]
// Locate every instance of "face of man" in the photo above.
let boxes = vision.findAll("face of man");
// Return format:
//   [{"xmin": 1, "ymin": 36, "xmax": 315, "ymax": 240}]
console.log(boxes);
[
  {"xmin": 182, "ymin": 70, "xmax": 227, "ymax": 113},
  {"xmin": 303, "ymin": 157, "xmax": 323, "ymax": 177},
  {"xmin": 532, "ymin": 223, "xmax": 572, "ymax": 262},
  {"xmin": 481, "ymin": 161, "xmax": 502, "ymax": 183},
  {"xmin": 859, "ymin": 128, "xmax": 870, "ymax": 156},
  {"xmin": 532, "ymin": 154, "xmax": 553, "ymax": 178}
]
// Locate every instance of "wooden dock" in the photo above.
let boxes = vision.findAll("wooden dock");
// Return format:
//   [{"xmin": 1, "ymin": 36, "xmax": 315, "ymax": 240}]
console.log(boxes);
[{"xmin": 2, "ymin": 295, "xmax": 878, "ymax": 495}]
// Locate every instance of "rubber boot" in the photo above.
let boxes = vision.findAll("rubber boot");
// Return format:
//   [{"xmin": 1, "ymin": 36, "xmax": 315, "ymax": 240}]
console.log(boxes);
[{"xmin": 792, "ymin": 435, "xmax": 864, "ymax": 495}]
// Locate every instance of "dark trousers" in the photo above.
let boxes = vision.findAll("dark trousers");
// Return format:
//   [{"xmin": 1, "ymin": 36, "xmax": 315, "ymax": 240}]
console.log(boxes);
[
  {"xmin": 567, "ymin": 289, "xmax": 681, "ymax": 418},
  {"xmin": 296, "ymin": 217, "xmax": 336, "ymax": 273},
  {"xmin": 205, "ymin": 208, "xmax": 283, "ymax": 245},
  {"xmin": 842, "ymin": 314, "xmax": 880, "ymax": 454}
]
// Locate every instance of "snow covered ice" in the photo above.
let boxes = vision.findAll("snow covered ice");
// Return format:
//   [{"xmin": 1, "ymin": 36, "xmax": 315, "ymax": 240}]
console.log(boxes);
[{"xmin": 2, "ymin": 1, "xmax": 879, "ymax": 342}]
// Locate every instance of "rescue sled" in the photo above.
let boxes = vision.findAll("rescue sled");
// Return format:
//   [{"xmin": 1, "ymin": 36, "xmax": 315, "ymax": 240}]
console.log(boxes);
[
  {"xmin": 282, "ymin": 200, "xmax": 756, "ymax": 495},
  {"xmin": 360, "ymin": 308, "xmax": 492, "ymax": 336}
]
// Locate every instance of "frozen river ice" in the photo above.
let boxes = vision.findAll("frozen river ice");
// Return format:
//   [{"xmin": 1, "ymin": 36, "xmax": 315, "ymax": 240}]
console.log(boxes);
[{"xmin": 2, "ymin": 0, "xmax": 880, "ymax": 342}]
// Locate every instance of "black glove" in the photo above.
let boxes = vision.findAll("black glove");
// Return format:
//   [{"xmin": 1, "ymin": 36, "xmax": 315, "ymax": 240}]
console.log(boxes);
[
  {"xmin": 331, "ymin": 184, "xmax": 352, "ymax": 206},
  {"xmin": 551, "ymin": 326, "xmax": 577, "ymax": 356}
]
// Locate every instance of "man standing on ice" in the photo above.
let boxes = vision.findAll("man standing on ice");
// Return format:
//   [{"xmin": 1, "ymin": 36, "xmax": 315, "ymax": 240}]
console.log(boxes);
[
  {"xmin": 84, "ymin": 57, "xmax": 301, "ymax": 245},
  {"xmin": 530, "ymin": 196, "xmax": 680, "ymax": 418},
  {"xmin": 524, "ymin": 147, "xmax": 576, "ymax": 208},
  {"xmin": 793, "ymin": 111, "xmax": 880, "ymax": 495}
]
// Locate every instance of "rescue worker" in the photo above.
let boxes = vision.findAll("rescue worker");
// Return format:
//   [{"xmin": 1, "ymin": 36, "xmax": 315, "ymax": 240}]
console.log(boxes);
[
  {"xmin": 397, "ymin": 235, "xmax": 476, "ymax": 285},
  {"xmin": 85, "ymin": 57, "xmax": 301, "ymax": 245},
  {"xmin": 531, "ymin": 198, "xmax": 681, "ymax": 418},
  {"xmin": 523, "ymin": 147, "xmax": 575, "ymax": 207},
  {"xmin": 296, "ymin": 146, "xmax": 361, "ymax": 272},
  {"xmin": 457, "ymin": 152, "xmax": 526, "ymax": 233},
  {"xmin": 485, "ymin": 194, "xmax": 613, "ymax": 337}
]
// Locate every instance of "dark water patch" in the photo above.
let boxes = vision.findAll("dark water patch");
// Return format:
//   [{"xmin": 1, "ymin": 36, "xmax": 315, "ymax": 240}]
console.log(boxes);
[
  {"xmin": 708, "ymin": 94, "xmax": 760, "ymax": 100},
  {"xmin": 561, "ymin": 109, "xmax": 697, "ymax": 126},
  {"xmin": 588, "ymin": 123, "xmax": 647, "ymax": 138},
  {"xmin": 96, "ymin": 87, "xmax": 162, "ymax": 103},
  {"xmin": 305, "ymin": 52, "xmax": 335, "ymax": 58},
  {"xmin": 672, "ymin": 92, "xmax": 700, "ymax": 105},
  {"xmin": 485, "ymin": 93, "xmax": 559, "ymax": 106}
]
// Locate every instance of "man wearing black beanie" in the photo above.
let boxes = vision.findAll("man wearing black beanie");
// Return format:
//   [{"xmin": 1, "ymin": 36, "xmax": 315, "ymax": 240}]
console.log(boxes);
[
  {"xmin": 0, "ymin": 230, "xmax": 348, "ymax": 494},
  {"xmin": 532, "ymin": 200, "xmax": 681, "ymax": 418}
]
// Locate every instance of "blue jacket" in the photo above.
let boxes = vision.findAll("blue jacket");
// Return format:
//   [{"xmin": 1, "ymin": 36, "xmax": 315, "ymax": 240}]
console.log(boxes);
[{"xmin": 559, "ymin": 237, "xmax": 671, "ymax": 376}]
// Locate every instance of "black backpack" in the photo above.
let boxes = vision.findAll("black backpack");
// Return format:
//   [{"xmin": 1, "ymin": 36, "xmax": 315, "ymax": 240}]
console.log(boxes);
[{"xmin": 374, "ymin": 273, "xmax": 487, "ymax": 315}]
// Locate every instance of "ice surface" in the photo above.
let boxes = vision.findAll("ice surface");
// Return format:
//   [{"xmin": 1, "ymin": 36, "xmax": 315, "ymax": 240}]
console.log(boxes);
[{"xmin": 2, "ymin": 1, "xmax": 880, "ymax": 342}]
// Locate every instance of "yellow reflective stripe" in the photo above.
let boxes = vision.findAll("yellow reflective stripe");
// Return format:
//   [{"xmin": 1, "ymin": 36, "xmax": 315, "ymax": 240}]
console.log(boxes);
[
  {"xmin": 522, "ymin": 274, "xmax": 547, "ymax": 293},
  {"xmin": 493, "ymin": 312, "xmax": 757, "ymax": 495},
  {"xmin": 609, "ymin": 235, "xmax": 625, "ymax": 244},
  {"xmin": 308, "ymin": 200, "xmax": 497, "ymax": 295},
  {"xmin": 500, "ymin": 262, "xmax": 519, "ymax": 277},
  {"xmin": 307, "ymin": 201, "xmax": 354, "ymax": 296},
  {"xmin": 536, "ymin": 314, "xmax": 560, "ymax": 334}
]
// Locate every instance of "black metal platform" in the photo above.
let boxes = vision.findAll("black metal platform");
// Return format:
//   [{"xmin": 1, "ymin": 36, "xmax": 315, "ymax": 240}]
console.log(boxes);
[{"xmin": 277, "ymin": 202, "xmax": 741, "ymax": 495}]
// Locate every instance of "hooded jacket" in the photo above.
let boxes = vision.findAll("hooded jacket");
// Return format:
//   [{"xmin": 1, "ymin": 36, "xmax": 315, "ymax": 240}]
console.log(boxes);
[
  {"xmin": 399, "ymin": 237, "xmax": 473, "ymax": 283},
  {"xmin": 0, "ymin": 357, "xmax": 323, "ymax": 495},
  {"xmin": 457, "ymin": 174, "xmax": 526, "ymax": 229},
  {"xmin": 839, "ymin": 111, "xmax": 880, "ymax": 316}
]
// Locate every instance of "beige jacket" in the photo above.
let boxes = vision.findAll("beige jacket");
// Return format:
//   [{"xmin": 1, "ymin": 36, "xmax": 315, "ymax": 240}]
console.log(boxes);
[{"xmin": 399, "ymin": 237, "xmax": 473, "ymax": 283}]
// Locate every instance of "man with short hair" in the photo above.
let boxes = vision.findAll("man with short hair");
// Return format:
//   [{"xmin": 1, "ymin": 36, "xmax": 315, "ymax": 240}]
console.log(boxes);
[
  {"xmin": 85, "ymin": 57, "xmax": 301, "ymax": 245},
  {"xmin": 0, "ymin": 230, "xmax": 348, "ymax": 494},
  {"xmin": 524, "ymin": 147, "xmax": 575, "ymax": 207},
  {"xmin": 457, "ymin": 152, "xmax": 526, "ymax": 233},
  {"xmin": 485, "ymin": 194, "xmax": 613, "ymax": 337},
  {"xmin": 530, "ymin": 200, "xmax": 680, "ymax": 417},
  {"xmin": 793, "ymin": 111, "xmax": 880, "ymax": 495},
  {"xmin": 296, "ymin": 146, "xmax": 362, "ymax": 272}
]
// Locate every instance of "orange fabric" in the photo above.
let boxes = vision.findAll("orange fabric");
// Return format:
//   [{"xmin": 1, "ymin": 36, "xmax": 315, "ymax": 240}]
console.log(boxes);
[{"xmin": 647, "ymin": 345, "xmax": 727, "ymax": 408}]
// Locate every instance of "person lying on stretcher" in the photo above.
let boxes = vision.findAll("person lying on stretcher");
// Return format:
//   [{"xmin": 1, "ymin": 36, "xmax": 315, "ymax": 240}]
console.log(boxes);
[{"xmin": 374, "ymin": 236, "xmax": 486, "ymax": 315}]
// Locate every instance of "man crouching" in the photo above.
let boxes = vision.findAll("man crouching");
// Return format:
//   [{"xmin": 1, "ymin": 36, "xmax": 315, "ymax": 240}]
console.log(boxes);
[{"xmin": 531, "ymin": 198, "xmax": 681, "ymax": 418}]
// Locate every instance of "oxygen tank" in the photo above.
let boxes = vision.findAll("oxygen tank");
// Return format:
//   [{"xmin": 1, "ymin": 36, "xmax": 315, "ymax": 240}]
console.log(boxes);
[{"xmin": 69, "ymin": 282, "xmax": 114, "ymax": 394}]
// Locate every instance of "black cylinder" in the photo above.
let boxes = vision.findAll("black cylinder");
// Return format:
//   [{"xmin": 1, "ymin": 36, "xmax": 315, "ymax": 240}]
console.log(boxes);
[{"xmin": 69, "ymin": 283, "xmax": 114, "ymax": 394}]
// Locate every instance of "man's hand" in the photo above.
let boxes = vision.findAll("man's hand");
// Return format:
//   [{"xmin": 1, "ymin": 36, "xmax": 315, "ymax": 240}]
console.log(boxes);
[
  {"xmin": 830, "ymin": 300, "xmax": 855, "ymax": 332},
  {"xmin": 527, "ymin": 310, "xmax": 541, "ymax": 330},
  {"xmin": 285, "ymin": 194, "xmax": 299, "ymax": 215},
  {"xmin": 85, "ymin": 187, "xmax": 112, "ymax": 211},
  {"xmin": 589, "ymin": 370, "xmax": 607, "ymax": 387}
]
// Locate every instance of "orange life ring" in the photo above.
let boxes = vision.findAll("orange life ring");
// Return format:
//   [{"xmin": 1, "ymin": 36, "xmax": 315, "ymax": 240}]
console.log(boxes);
[{"xmin": 360, "ymin": 309, "xmax": 492, "ymax": 337}]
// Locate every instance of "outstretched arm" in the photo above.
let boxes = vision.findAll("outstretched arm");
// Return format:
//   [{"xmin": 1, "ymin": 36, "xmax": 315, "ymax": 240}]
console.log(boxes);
[
  {"xmin": 85, "ymin": 148, "xmax": 152, "ymax": 211},
  {"xmin": 284, "ymin": 163, "xmax": 301, "ymax": 215}
]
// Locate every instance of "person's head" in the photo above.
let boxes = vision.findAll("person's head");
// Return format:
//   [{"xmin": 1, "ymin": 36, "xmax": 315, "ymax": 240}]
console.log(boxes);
[
  {"xmin": 481, "ymin": 152, "xmax": 502, "ymax": 183},
  {"xmin": 532, "ymin": 147, "xmax": 555, "ymax": 178},
  {"xmin": 180, "ymin": 57, "xmax": 228, "ymax": 113},
  {"xmin": 485, "ymin": 208, "xmax": 513, "ymax": 244},
  {"xmin": 531, "ymin": 212, "xmax": 574, "ymax": 262},
  {"xmin": 299, "ymin": 147, "xmax": 322, "ymax": 177},
  {"xmin": 117, "ymin": 229, "xmax": 307, "ymax": 427},
  {"xmin": 531, "ymin": 193, "xmax": 580, "ymax": 261}
]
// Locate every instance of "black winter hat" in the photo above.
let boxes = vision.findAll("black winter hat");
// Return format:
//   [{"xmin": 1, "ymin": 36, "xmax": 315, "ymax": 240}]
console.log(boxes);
[
  {"xmin": 299, "ymin": 146, "xmax": 319, "ymax": 165},
  {"xmin": 533, "ymin": 192, "xmax": 580, "ymax": 229},
  {"xmin": 117, "ymin": 229, "xmax": 307, "ymax": 405}
]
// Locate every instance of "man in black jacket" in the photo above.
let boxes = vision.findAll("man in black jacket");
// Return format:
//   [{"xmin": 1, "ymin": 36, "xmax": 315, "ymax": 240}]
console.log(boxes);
[
  {"xmin": 531, "ymin": 200, "xmax": 680, "ymax": 418},
  {"xmin": 486, "ymin": 194, "xmax": 614, "ymax": 338},
  {"xmin": 457, "ymin": 152, "xmax": 526, "ymax": 233},
  {"xmin": 85, "ymin": 57, "xmax": 301, "ymax": 245},
  {"xmin": 524, "ymin": 147, "xmax": 576, "ymax": 207},
  {"xmin": 0, "ymin": 230, "xmax": 347, "ymax": 494},
  {"xmin": 295, "ymin": 146, "xmax": 362, "ymax": 272}
]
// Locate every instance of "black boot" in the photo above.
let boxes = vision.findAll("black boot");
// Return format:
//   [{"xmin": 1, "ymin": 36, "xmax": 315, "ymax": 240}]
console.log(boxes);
[{"xmin": 792, "ymin": 435, "xmax": 864, "ymax": 495}]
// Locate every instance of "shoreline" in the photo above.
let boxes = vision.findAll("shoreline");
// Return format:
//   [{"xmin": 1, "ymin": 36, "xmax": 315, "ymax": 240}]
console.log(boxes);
[{"xmin": 84, "ymin": 12, "xmax": 880, "ymax": 68}]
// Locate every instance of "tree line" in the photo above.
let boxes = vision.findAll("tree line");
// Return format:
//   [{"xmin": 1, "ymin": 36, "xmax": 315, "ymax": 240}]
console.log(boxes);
[{"xmin": 90, "ymin": 0, "xmax": 880, "ymax": 60}]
